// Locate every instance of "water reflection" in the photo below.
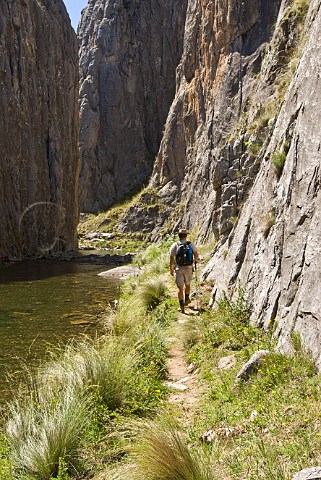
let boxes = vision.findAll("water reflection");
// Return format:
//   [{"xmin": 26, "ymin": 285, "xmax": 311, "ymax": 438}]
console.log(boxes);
[{"xmin": 0, "ymin": 260, "xmax": 120, "ymax": 400}]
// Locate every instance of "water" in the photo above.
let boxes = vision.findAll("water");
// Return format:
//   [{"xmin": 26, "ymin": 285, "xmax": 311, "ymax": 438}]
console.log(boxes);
[{"xmin": 0, "ymin": 259, "xmax": 120, "ymax": 400}]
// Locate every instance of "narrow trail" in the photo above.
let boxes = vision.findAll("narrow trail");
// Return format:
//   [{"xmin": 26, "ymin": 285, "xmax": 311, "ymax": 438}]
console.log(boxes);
[{"xmin": 165, "ymin": 275, "xmax": 203, "ymax": 422}]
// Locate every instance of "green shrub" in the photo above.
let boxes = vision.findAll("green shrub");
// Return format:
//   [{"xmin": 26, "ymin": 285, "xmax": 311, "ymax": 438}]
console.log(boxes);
[{"xmin": 272, "ymin": 149, "xmax": 287, "ymax": 178}]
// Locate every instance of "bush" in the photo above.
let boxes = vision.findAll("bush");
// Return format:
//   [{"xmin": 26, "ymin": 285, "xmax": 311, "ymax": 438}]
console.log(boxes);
[{"xmin": 272, "ymin": 149, "xmax": 287, "ymax": 178}]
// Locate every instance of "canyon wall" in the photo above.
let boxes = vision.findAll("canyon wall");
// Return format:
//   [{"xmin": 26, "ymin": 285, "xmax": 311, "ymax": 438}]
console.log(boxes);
[
  {"xmin": 119, "ymin": 0, "xmax": 285, "ymax": 235},
  {"xmin": 0, "ymin": 0, "xmax": 79, "ymax": 259},
  {"xmin": 78, "ymin": 0, "xmax": 188, "ymax": 213},
  {"xmin": 117, "ymin": 0, "xmax": 321, "ymax": 363},
  {"xmin": 203, "ymin": 0, "xmax": 321, "ymax": 366}
]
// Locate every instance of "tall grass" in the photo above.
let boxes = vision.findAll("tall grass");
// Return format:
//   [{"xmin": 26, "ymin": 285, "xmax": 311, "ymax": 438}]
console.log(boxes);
[
  {"xmin": 6, "ymin": 387, "xmax": 88, "ymax": 479},
  {"xmin": 110, "ymin": 417, "xmax": 213, "ymax": 480},
  {"xmin": 138, "ymin": 278, "xmax": 167, "ymax": 310},
  {"xmin": 39, "ymin": 339, "xmax": 134, "ymax": 410},
  {"xmin": 109, "ymin": 294, "xmax": 146, "ymax": 338},
  {"xmin": 5, "ymin": 339, "xmax": 137, "ymax": 479}
]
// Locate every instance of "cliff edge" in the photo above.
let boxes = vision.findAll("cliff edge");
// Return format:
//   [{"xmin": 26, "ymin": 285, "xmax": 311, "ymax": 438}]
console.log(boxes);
[{"xmin": 0, "ymin": 0, "xmax": 79, "ymax": 259}]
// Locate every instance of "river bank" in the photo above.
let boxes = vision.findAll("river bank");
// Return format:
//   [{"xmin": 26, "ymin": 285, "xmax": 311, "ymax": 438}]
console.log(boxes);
[
  {"xmin": 0, "ymin": 257, "xmax": 122, "ymax": 402},
  {"xmin": 1, "ymin": 236, "xmax": 321, "ymax": 480}
]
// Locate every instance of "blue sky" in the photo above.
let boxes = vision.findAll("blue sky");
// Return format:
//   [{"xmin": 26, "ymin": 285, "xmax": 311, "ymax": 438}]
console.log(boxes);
[{"xmin": 63, "ymin": 0, "xmax": 88, "ymax": 29}]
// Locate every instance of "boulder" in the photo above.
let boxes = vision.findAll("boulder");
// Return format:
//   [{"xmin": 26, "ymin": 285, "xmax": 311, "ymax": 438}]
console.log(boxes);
[
  {"xmin": 292, "ymin": 467, "xmax": 321, "ymax": 480},
  {"xmin": 235, "ymin": 350, "xmax": 270, "ymax": 383},
  {"xmin": 218, "ymin": 355, "xmax": 237, "ymax": 370},
  {"xmin": 98, "ymin": 266, "xmax": 141, "ymax": 279}
]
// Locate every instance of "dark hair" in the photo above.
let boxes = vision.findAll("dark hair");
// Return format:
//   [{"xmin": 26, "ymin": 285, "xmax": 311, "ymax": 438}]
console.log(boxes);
[{"xmin": 179, "ymin": 233, "xmax": 187, "ymax": 240}]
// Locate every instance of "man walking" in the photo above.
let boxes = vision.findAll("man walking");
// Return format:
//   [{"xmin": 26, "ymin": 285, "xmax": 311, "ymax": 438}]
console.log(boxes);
[{"xmin": 169, "ymin": 228, "xmax": 199, "ymax": 313}]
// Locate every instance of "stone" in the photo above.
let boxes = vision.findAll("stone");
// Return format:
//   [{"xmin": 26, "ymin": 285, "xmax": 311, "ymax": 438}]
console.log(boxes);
[
  {"xmin": 249, "ymin": 410, "xmax": 259, "ymax": 422},
  {"xmin": 85, "ymin": 232, "xmax": 100, "ymax": 240},
  {"xmin": 217, "ymin": 355, "xmax": 237, "ymax": 370},
  {"xmin": 98, "ymin": 265, "xmax": 140, "ymax": 279},
  {"xmin": 166, "ymin": 382, "xmax": 188, "ymax": 392},
  {"xmin": 235, "ymin": 350, "xmax": 270, "ymax": 383},
  {"xmin": 0, "ymin": 0, "xmax": 79, "ymax": 259},
  {"xmin": 201, "ymin": 426, "xmax": 245, "ymax": 443},
  {"xmin": 292, "ymin": 467, "xmax": 321, "ymax": 480},
  {"xmin": 100, "ymin": 233, "xmax": 115, "ymax": 239},
  {"xmin": 187, "ymin": 362, "xmax": 196, "ymax": 374}
]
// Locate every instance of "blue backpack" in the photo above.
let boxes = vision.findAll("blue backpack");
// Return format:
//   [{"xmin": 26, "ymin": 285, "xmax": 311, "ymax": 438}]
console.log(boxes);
[{"xmin": 176, "ymin": 241, "xmax": 193, "ymax": 266}]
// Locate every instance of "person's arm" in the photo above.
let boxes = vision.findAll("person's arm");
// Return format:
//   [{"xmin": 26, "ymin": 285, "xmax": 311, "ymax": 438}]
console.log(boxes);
[
  {"xmin": 170, "ymin": 256, "xmax": 175, "ymax": 276},
  {"xmin": 191, "ymin": 243, "xmax": 199, "ymax": 263}
]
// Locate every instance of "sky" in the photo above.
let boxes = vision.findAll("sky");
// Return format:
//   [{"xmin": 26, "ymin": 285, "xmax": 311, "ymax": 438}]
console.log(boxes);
[{"xmin": 63, "ymin": 0, "xmax": 88, "ymax": 29}]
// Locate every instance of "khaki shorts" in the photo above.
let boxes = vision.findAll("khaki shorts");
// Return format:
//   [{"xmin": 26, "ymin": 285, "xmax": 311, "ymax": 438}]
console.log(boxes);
[{"xmin": 174, "ymin": 266, "xmax": 193, "ymax": 288}]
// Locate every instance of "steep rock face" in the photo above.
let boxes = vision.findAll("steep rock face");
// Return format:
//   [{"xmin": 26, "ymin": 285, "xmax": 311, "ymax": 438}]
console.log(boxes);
[
  {"xmin": 0, "ymin": 0, "xmax": 79, "ymax": 259},
  {"xmin": 203, "ymin": 0, "xmax": 321, "ymax": 367},
  {"xmin": 119, "ymin": 0, "xmax": 284, "ymax": 236},
  {"xmin": 151, "ymin": 0, "xmax": 283, "ymax": 234},
  {"xmin": 78, "ymin": 0, "xmax": 188, "ymax": 213}
]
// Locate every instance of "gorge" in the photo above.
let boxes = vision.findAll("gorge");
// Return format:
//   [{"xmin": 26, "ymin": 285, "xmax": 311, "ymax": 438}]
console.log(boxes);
[{"xmin": 1, "ymin": 0, "xmax": 321, "ymax": 366}]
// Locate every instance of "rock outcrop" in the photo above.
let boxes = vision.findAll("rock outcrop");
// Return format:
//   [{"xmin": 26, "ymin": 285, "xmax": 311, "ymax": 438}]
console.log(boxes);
[
  {"xmin": 0, "ymin": 0, "xmax": 79, "ymax": 259},
  {"xmin": 78, "ymin": 0, "xmax": 188, "ymax": 213},
  {"xmin": 203, "ymin": 0, "xmax": 321, "ymax": 367},
  {"xmin": 120, "ymin": 0, "xmax": 284, "ymax": 237},
  {"xmin": 160, "ymin": 0, "xmax": 282, "ymax": 228}
]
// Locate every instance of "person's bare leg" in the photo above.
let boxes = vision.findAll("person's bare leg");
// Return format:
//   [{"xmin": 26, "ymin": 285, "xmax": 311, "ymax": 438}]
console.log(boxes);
[
  {"xmin": 185, "ymin": 284, "xmax": 191, "ymax": 305},
  {"xmin": 178, "ymin": 286, "xmax": 185, "ymax": 312}
]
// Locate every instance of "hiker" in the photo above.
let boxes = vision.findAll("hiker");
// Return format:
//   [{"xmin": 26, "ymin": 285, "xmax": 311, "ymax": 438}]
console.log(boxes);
[{"xmin": 169, "ymin": 228, "xmax": 199, "ymax": 313}]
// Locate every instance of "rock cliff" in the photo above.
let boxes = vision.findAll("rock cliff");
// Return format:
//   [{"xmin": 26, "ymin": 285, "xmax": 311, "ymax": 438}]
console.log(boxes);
[
  {"xmin": 0, "ymin": 0, "xmax": 79, "ymax": 259},
  {"xmin": 78, "ymin": 0, "xmax": 188, "ymax": 213},
  {"xmin": 203, "ymin": 0, "xmax": 321, "ymax": 366},
  {"xmin": 119, "ymin": 0, "xmax": 284, "ymax": 235},
  {"xmin": 117, "ymin": 0, "xmax": 321, "ymax": 363}
]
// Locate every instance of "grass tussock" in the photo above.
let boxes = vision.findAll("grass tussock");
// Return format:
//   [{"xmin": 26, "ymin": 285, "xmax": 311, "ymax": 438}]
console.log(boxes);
[
  {"xmin": 110, "ymin": 417, "xmax": 213, "ymax": 480},
  {"xmin": 39, "ymin": 339, "xmax": 133, "ymax": 411},
  {"xmin": 138, "ymin": 278, "xmax": 167, "ymax": 310},
  {"xmin": 272, "ymin": 141, "xmax": 289, "ymax": 178},
  {"xmin": 261, "ymin": 209, "xmax": 276, "ymax": 239},
  {"xmin": 6, "ymin": 389, "xmax": 88, "ymax": 479}
]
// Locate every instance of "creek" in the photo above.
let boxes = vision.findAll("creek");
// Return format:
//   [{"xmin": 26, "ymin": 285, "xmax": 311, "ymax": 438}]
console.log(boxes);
[{"xmin": 0, "ymin": 258, "xmax": 120, "ymax": 401}]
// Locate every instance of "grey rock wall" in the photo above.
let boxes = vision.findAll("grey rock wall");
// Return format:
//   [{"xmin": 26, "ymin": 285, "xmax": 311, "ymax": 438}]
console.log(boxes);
[
  {"xmin": 143, "ymin": 0, "xmax": 283, "ymax": 238},
  {"xmin": 78, "ymin": 0, "xmax": 188, "ymax": 213},
  {"xmin": 0, "ymin": 0, "xmax": 79, "ymax": 259},
  {"xmin": 203, "ymin": 0, "xmax": 321, "ymax": 367}
]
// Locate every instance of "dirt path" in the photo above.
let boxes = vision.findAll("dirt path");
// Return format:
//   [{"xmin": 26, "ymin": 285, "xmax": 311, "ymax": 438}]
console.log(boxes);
[{"xmin": 165, "ymin": 276, "xmax": 203, "ymax": 421}]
